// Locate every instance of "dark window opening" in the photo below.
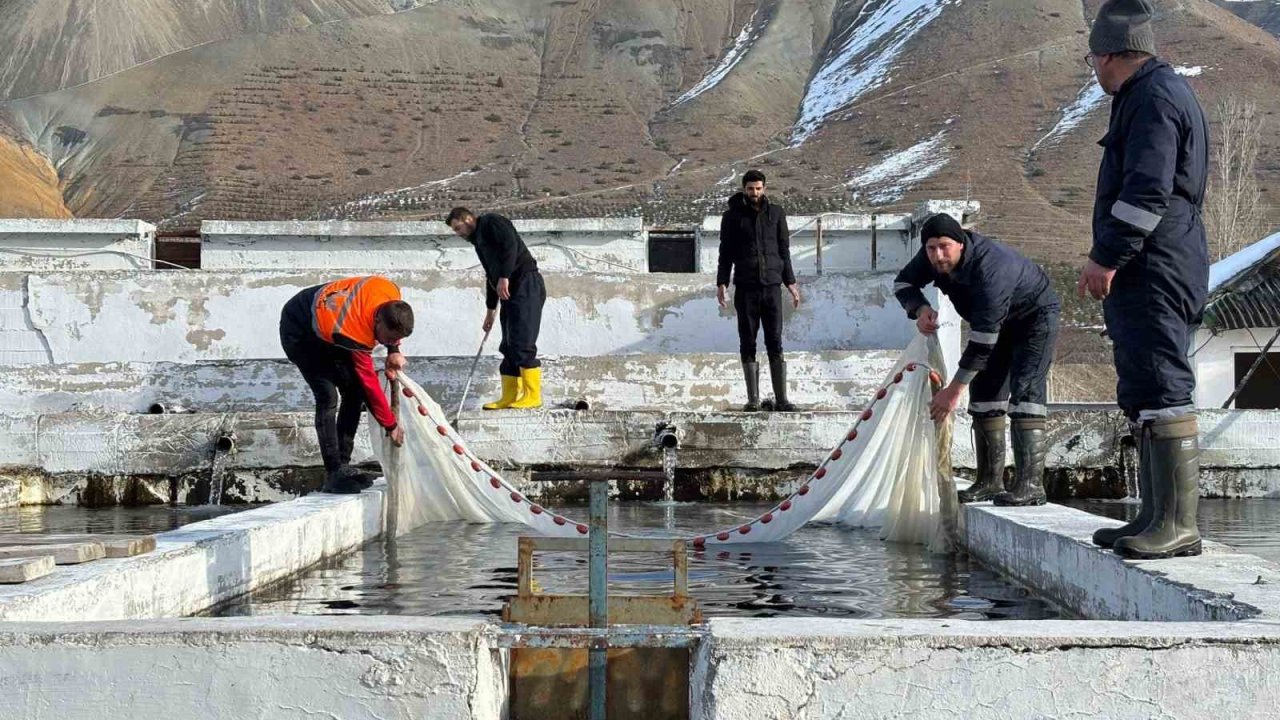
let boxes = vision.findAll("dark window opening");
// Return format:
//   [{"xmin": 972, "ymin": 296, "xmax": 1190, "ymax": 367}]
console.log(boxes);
[
  {"xmin": 1233, "ymin": 351, "xmax": 1280, "ymax": 409},
  {"xmin": 648, "ymin": 230, "xmax": 697, "ymax": 273},
  {"xmin": 155, "ymin": 232, "xmax": 201, "ymax": 269}
]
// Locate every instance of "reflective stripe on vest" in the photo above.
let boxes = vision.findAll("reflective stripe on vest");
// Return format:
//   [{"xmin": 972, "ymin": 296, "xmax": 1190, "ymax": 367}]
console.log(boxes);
[{"xmin": 311, "ymin": 276, "xmax": 388, "ymax": 349}]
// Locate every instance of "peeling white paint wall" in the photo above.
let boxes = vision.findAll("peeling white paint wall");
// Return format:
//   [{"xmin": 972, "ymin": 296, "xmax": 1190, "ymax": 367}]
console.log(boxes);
[
  {"xmin": 11, "ymin": 270, "xmax": 941, "ymax": 363},
  {"xmin": 202, "ymin": 217, "xmax": 649, "ymax": 272},
  {"xmin": 0, "ymin": 219, "xmax": 155, "ymax": 271},
  {"xmin": 0, "ymin": 351, "xmax": 904, "ymax": 415},
  {"xmin": 0, "ymin": 617, "xmax": 504, "ymax": 720},
  {"xmin": 696, "ymin": 618, "xmax": 1280, "ymax": 720}
]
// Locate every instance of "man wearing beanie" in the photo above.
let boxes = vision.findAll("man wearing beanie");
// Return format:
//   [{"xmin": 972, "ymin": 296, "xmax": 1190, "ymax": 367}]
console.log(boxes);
[
  {"xmin": 1078, "ymin": 0, "xmax": 1210, "ymax": 560},
  {"xmin": 895, "ymin": 213, "xmax": 1060, "ymax": 507}
]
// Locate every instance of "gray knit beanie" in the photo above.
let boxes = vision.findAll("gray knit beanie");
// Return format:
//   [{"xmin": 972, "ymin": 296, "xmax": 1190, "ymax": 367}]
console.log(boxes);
[{"xmin": 1089, "ymin": 0, "xmax": 1157, "ymax": 56}]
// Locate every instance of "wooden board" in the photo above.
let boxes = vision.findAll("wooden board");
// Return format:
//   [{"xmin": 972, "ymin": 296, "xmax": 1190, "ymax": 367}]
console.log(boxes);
[
  {"xmin": 0, "ymin": 533, "xmax": 155, "ymax": 558},
  {"xmin": 0, "ymin": 556, "xmax": 55, "ymax": 583},
  {"xmin": 0, "ymin": 542, "xmax": 105, "ymax": 565}
]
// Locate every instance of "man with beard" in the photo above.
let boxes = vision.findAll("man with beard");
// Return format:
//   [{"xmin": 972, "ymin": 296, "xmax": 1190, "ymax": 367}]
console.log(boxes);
[
  {"xmin": 716, "ymin": 170, "xmax": 801, "ymax": 412},
  {"xmin": 447, "ymin": 207, "xmax": 547, "ymax": 410},
  {"xmin": 895, "ymin": 214, "xmax": 1060, "ymax": 507}
]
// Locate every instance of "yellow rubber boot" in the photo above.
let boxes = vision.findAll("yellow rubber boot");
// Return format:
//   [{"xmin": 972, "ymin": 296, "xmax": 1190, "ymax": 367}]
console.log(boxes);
[
  {"xmin": 483, "ymin": 375, "xmax": 522, "ymax": 410},
  {"xmin": 509, "ymin": 367, "xmax": 543, "ymax": 409}
]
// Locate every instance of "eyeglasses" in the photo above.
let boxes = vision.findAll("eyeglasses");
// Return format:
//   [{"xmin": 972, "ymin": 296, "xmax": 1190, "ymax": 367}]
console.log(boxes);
[{"xmin": 1084, "ymin": 53, "xmax": 1105, "ymax": 68}]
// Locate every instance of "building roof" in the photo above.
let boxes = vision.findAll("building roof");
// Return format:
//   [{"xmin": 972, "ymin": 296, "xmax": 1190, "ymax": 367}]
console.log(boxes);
[{"xmin": 1205, "ymin": 231, "xmax": 1280, "ymax": 331}]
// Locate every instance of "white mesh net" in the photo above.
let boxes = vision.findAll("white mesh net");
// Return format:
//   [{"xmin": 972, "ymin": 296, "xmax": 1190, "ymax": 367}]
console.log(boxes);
[{"xmin": 371, "ymin": 335, "xmax": 957, "ymax": 551}]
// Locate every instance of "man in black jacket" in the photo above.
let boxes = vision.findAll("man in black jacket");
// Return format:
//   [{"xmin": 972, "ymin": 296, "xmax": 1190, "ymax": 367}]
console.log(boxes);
[
  {"xmin": 896, "ymin": 214, "xmax": 1060, "ymax": 506},
  {"xmin": 1078, "ymin": 0, "xmax": 1210, "ymax": 559},
  {"xmin": 716, "ymin": 170, "xmax": 801, "ymax": 412},
  {"xmin": 447, "ymin": 207, "xmax": 547, "ymax": 410}
]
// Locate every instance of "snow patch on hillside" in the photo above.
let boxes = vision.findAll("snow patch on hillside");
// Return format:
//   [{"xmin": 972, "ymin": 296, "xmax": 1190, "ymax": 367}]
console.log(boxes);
[{"xmin": 849, "ymin": 130, "xmax": 949, "ymax": 204}]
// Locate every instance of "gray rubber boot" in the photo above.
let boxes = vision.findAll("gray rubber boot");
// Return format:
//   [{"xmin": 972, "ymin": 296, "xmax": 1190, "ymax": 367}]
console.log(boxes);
[
  {"xmin": 1114, "ymin": 415, "xmax": 1202, "ymax": 559},
  {"xmin": 768, "ymin": 354, "xmax": 796, "ymax": 412},
  {"xmin": 993, "ymin": 417, "xmax": 1048, "ymax": 506},
  {"xmin": 1093, "ymin": 424, "xmax": 1152, "ymax": 548},
  {"xmin": 742, "ymin": 359, "xmax": 760, "ymax": 412},
  {"xmin": 958, "ymin": 416, "xmax": 1007, "ymax": 503}
]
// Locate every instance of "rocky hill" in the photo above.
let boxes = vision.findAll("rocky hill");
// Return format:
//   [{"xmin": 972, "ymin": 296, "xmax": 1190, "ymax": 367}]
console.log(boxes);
[{"xmin": 1, "ymin": 0, "xmax": 1277, "ymax": 264}]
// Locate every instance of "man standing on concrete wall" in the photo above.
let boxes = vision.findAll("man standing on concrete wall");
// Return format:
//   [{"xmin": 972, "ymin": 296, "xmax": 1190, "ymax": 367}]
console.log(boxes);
[
  {"xmin": 1079, "ymin": 0, "xmax": 1210, "ymax": 559},
  {"xmin": 717, "ymin": 170, "xmax": 802, "ymax": 412},
  {"xmin": 447, "ymin": 207, "xmax": 547, "ymax": 410},
  {"xmin": 895, "ymin": 214, "xmax": 1060, "ymax": 507},
  {"xmin": 279, "ymin": 275, "xmax": 412, "ymax": 493}
]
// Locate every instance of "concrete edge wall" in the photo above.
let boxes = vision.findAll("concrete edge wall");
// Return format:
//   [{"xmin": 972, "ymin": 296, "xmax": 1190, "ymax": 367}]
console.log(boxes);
[
  {"xmin": 0, "ymin": 616, "xmax": 505, "ymax": 720},
  {"xmin": 0, "ymin": 486, "xmax": 385, "ymax": 621},
  {"xmin": 695, "ymin": 617, "xmax": 1280, "ymax": 719},
  {"xmin": 4, "ymin": 616, "xmax": 1280, "ymax": 719},
  {"xmin": 964, "ymin": 503, "xmax": 1280, "ymax": 622},
  {"xmin": 0, "ymin": 219, "xmax": 156, "ymax": 271}
]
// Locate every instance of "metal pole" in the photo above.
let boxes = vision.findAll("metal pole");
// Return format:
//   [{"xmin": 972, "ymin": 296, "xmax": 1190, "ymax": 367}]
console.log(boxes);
[
  {"xmin": 587, "ymin": 478, "xmax": 609, "ymax": 720},
  {"xmin": 387, "ymin": 378, "xmax": 402, "ymax": 538},
  {"xmin": 1223, "ymin": 326, "xmax": 1280, "ymax": 409},
  {"xmin": 814, "ymin": 215, "xmax": 824, "ymax": 276},
  {"xmin": 455, "ymin": 329, "xmax": 491, "ymax": 426}
]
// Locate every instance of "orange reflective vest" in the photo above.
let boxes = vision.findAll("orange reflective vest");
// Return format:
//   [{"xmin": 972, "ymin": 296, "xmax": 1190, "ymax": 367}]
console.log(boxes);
[{"xmin": 311, "ymin": 275, "xmax": 401, "ymax": 351}]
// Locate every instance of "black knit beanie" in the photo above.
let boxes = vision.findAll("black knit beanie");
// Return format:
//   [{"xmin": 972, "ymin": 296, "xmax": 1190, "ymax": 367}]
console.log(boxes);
[
  {"xmin": 1089, "ymin": 0, "xmax": 1157, "ymax": 56},
  {"xmin": 919, "ymin": 213, "xmax": 966, "ymax": 247}
]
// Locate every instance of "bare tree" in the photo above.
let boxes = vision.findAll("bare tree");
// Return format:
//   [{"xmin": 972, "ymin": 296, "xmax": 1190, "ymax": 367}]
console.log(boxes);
[{"xmin": 1205, "ymin": 95, "xmax": 1266, "ymax": 261}]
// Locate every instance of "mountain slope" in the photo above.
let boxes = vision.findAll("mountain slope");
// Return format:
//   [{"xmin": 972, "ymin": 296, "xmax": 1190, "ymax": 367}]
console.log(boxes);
[{"xmin": 0, "ymin": 0, "xmax": 1276, "ymax": 261}]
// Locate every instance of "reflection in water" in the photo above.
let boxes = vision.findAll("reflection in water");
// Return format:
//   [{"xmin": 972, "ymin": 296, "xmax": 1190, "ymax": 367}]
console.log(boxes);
[
  {"xmin": 214, "ymin": 503, "xmax": 1061, "ymax": 620},
  {"xmin": 1070, "ymin": 497, "xmax": 1280, "ymax": 564},
  {"xmin": 0, "ymin": 505, "xmax": 245, "ymax": 534}
]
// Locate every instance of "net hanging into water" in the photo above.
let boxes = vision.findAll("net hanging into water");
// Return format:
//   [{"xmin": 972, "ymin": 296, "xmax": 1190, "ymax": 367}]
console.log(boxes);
[{"xmin": 371, "ymin": 335, "xmax": 957, "ymax": 552}]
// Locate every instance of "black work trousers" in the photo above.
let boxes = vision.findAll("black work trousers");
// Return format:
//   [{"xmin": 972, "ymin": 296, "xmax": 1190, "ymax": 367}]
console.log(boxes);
[
  {"xmin": 280, "ymin": 288, "xmax": 363, "ymax": 471},
  {"xmin": 498, "ymin": 270, "xmax": 547, "ymax": 376},
  {"xmin": 968, "ymin": 305, "xmax": 1060, "ymax": 419},
  {"xmin": 734, "ymin": 283, "xmax": 784, "ymax": 362}
]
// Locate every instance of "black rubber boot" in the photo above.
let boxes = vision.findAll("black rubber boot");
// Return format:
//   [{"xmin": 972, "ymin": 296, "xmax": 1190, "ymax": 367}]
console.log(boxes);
[
  {"xmin": 959, "ymin": 416, "xmax": 1007, "ymax": 503},
  {"xmin": 742, "ymin": 359, "xmax": 760, "ymax": 412},
  {"xmin": 767, "ymin": 354, "xmax": 796, "ymax": 412},
  {"xmin": 993, "ymin": 417, "xmax": 1048, "ymax": 507},
  {"xmin": 1114, "ymin": 415, "xmax": 1202, "ymax": 559},
  {"xmin": 321, "ymin": 466, "xmax": 369, "ymax": 494},
  {"xmin": 338, "ymin": 438, "xmax": 377, "ymax": 490},
  {"xmin": 1093, "ymin": 424, "xmax": 1152, "ymax": 548}
]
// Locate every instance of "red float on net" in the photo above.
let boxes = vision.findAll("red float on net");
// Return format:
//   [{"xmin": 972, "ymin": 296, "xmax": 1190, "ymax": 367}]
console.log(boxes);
[
  {"xmin": 402, "ymin": 387, "xmax": 414, "ymax": 398},
  {"xmin": 576, "ymin": 524, "xmax": 589, "ymax": 535},
  {"xmin": 510, "ymin": 492, "xmax": 523, "ymax": 503},
  {"xmin": 831, "ymin": 449, "xmax": 843, "ymax": 461},
  {"xmin": 418, "ymin": 406, "xmax": 429, "ymax": 416},
  {"xmin": 761, "ymin": 513, "xmax": 774, "ymax": 524},
  {"xmin": 716, "ymin": 532, "xmax": 731, "ymax": 541},
  {"xmin": 489, "ymin": 477, "xmax": 501, "ymax": 489},
  {"xmin": 436, "ymin": 426, "xmax": 448, "ymax": 436},
  {"xmin": 738, "ymin": 525, "xmax": 751, "ymax": 535},
  {"xmin": 693, "ymin": 537, "xmax": 706, "ymax": 548},
  {"xmin": 847, "ymin": 430, "xmax": 858, "ymax": 442},
  {"xmin": 798, "ymin": 485, "xmax": 810, "ymax": 496},
  {"xmin": 894, "ymin": 372, "xmax": 904, "ymax": 384},
  {"xmin": 815, "ymin": 467, "xmax": 828, "ymax": 480},
  {"xmin": 906, "ymin": 363, "xmax": 918, "ymax": 372},
  {"xmin": 553, "ymin": 516, "xmax": 567, "ymax": 526},
  {"xmin": 780, "ymin": 500, "xmax": 793, "ymax": 511},
  {"xmin": 861, "ymin": 409, "xmax": 874, "ymax": 421},
  {"xmin": 530, "ymin": 505, "xmax": 544, "ymax": 515},
  {"xmin": 471, "ymin": 461, "xmax": 482, "ymax": 472},
  {"xmin": 452, "ymin": 444, "xmax": 465, "ymax": 455},
  {"xmin": 876, "ymin": 388, "xmax": 887, "ymax": 400}
]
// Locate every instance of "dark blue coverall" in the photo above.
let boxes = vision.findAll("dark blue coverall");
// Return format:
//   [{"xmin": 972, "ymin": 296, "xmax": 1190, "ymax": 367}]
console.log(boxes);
[
  {"xmin": 895, "ymin": 231, "xmax": 1060, "ymax": 418},
  {"xmin": 1091, "ymin": 59, "xmax": 1210, "ymax": 421}
]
